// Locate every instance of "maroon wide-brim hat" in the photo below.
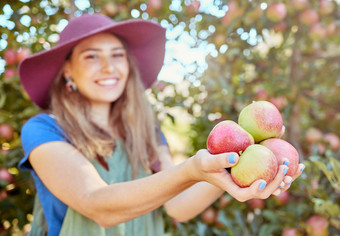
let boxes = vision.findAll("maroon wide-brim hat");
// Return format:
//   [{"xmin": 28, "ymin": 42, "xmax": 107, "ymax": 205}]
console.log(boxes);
[{"xmin": 19, "ymin": 13, "xmax": 166, "ymax": 109}]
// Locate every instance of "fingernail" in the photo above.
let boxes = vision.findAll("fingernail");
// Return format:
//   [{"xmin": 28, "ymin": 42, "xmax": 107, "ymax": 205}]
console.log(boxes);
[
  {"xmin": 283, "ymin": 160, "xmax": 290, "ymax": 166},
  {"xmin": 301, "ymin": 166, "xmax": 305, "ymax": 172},
  {"xmin": 283, "ymin": 167, "xmax": 289, "ymax": 175},
  {"xmin": 259, "ymin": 181, "xmax": 267, "ymax": 190},
  {"xmin": 279, "ymin": 185, "xmax": 284, "ymax": 189},
  {"xmin": 228, "ymin": 154, "xmax": 235, "ymax": 164},
  {"xmin": 274, "ymin": 193, "xmax": 281, "ymax": 196},
  {"xmin": 286, "ymin": 181, "xmax": 292, "ymax": 186}
]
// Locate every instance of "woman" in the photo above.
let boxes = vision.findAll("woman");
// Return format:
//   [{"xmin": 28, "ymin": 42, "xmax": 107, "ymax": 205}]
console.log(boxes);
[{"xmin": 18, "ymin": 13, "xmax": 304, "ymax": 236}]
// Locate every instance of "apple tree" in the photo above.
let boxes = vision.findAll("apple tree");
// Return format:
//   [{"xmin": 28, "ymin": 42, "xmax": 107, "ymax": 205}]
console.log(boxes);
[{"xmin": 1, "ymin": 0, "xmax": 340, "ymax": 235}]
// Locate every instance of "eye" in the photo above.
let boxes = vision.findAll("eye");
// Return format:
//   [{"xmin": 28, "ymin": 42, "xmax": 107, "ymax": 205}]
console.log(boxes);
[
  {"xmin": 84, "ymin": 54, "xmax": 98, "ymax": 60},
  {"xmin": 112, "ymin": 51, "xmax": 126, "ymax": 58}
]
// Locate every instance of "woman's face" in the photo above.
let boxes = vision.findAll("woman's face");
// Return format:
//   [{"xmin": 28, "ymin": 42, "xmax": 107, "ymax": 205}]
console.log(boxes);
[{"xmin": 64, "ymin": 33, "xmax": 129, "ymax": 108}]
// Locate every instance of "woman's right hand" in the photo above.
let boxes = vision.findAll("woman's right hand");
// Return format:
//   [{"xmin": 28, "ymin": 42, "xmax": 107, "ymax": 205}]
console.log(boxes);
[{"xmin": 188, "ymin": 149, "xmax": 290, "ymax": 202}]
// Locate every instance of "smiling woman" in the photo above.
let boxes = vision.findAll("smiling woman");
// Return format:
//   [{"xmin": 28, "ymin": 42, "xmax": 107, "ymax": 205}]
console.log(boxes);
[{"xmin": 17, "ymin": 13, "xmax": 303, "ymax": 236}]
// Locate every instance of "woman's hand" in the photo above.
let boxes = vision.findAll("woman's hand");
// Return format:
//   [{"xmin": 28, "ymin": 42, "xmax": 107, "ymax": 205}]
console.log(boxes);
[{"xmin": 188, "ymin": 149, "xmax": 305, "ymax": 202}]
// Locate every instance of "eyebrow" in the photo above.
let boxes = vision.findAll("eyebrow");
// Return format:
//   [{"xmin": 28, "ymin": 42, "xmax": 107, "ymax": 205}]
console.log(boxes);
[{"xmin": 80, "ymin": 47, "xmax": 125, "ymax": 54}]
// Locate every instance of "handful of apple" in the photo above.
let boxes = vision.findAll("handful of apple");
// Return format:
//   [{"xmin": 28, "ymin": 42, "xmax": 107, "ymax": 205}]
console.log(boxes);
[{"xmin": 207, "ymin": 101, "xmax": 299, "ymax": 187}]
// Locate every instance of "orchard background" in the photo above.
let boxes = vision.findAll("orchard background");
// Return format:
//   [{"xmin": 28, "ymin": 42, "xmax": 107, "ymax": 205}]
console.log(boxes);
[{"xmin": 1, "ymin": 0, "xmax": 340, "ymax": 235}]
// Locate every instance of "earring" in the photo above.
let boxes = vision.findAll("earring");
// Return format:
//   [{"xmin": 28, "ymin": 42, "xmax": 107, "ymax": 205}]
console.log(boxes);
[{"xmin": 65, "ymin": 77, "xmax": 77, "ymax": 91}]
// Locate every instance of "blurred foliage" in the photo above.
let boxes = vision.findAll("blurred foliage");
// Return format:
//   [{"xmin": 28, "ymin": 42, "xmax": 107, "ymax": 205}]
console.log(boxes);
[{"xmin": 1, "ymin": 0, "xmax": 340, "ymax": 235}]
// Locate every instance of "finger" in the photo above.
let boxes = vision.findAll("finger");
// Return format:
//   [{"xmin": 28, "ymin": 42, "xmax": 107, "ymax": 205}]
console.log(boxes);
[
  {"xmin": 210, "ymin": 152, "xmax": 239, "ymax": 168},
  {"xmin": 198, "ymin": 150, "xmax": 239, "ymax": 171},
  {"xmin": 262, "ymin": 165, "xmax": 289, "ymax": 194},
  {"xmin": 291, "ymin": 163, "xmax": 305, "ymax": 180},
  {"xmin": 272, "ymin": 188, "xmax": 281, "ymax": 196},
  {"xmin": 283, "ymin": 176, "xmax": 293, "ymax": 187}
]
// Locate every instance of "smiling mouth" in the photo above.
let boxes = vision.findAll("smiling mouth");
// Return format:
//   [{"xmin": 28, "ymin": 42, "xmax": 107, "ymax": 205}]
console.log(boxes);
[{"xmin": 96, "ymin": 78, "xmax": 118, "ymax": 86}]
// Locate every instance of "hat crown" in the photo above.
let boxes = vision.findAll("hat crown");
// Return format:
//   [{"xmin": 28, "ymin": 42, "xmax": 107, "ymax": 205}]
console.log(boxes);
[{"xmin": 58, "ymin": 14, "xmax": 115, "ymax": 45}]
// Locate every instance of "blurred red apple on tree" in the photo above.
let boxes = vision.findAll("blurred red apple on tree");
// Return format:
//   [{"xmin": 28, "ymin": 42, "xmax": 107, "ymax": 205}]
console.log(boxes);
[
  {"xmin": 222, "ymin": 0, "xmax": 245, "ymax": 26},
  {"xmin": 260, "ymin": 138, "xmax": 299, "ymax": 177},
  {"xmin": 266, "ymin": 2, "xmax": 287, "ymax": 23},
  {"xmin": 319, "ymin": 0, "xmax": 334, "ymax": 15},
  {"xmin": 323, "ymin": 133, "xmax": 340, "ymax": 150},
  {"xmin": 299, "ymin": 9, "xmax": 319, "ymax": 26},
  {"xmin": 248, "ymin": 198, "xmax": 265, "ymax": 209},
  {"xmin": 305, "ymin": 127, "xmax": 323, "ymax": 143},
  {"xmin": 207, "ymin": 120, "xmax": 254, "ymax": 155},
  {"xmin": 273, "ymin": 190, "xmax": 290, "ymax": 206},
  {"xmin": 290, "ymin": 0, "xmax": 308, "ymax": 11},
  {"xmin": 16, "ymin": 47, "xmax": 30, "ymax": 63},
  {"xmin": 282, "ymin": 227, "xmax": 302, "ymax": 236},
  {"xmin": 186, "ymin": 0, "xmax": 200, "ymax": 15},
  {"xmin": 231, "ymin": 144, "xmax": 278, "ymax": 187},
  {"xmin": 305, "ymin": 215, "xmax": 329, "ymax": 236},
  {"xmin": 0, "ymin": 168, "xmax": 14, "ymax": 183},
  {"xmin": 238, "ymin": 101, "xmax": 283, "ymax": 143},
  {"xmin": 4, "ymin": 68, "xmax": 16, "ymax": 79},
  {"xmin": 309, "ymin": 23, "xmax": 327, "ymax": 41},
  {"xmin": 201, "ymin": 207, "xmax": 217, "ymax": 225},
  {"xmin": 4, "ymin": 49, "xmax": 17, "ymax": 65},
  {"xmin": 0, "ymin": 123, "xmax": 14, "ymax": 140}
]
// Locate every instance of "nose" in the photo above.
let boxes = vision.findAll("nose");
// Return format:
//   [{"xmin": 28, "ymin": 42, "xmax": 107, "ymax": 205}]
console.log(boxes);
[{"xmin": 101, "ymin": 56, "xmax": 115, "ymax": 73}]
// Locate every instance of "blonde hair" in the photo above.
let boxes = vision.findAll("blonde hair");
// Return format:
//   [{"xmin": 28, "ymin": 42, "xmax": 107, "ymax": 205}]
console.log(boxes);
[{"xmin": 49, "ymin": 41, "xmax": 160, "ymax": 177}]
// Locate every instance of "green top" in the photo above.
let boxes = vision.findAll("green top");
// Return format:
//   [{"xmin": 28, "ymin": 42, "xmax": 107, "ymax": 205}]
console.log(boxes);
[{"xmin": 31, "ymin": 141, "xmax": 164, "ymax": 236}]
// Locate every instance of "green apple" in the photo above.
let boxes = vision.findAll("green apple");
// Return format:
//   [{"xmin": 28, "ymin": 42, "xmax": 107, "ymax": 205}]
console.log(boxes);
[
  {"xmin": 238, "ymin": 101, "xmax": 283, "ymax": 143},
  {"xmin": 231, "ymin": 144, "xmax": 278, "ymax": 187}
]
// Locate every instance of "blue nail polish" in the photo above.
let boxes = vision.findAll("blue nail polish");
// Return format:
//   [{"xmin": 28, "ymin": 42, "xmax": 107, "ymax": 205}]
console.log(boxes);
[
  {"xmin": 301, "ymin": 166, "xmax": 305, "ymax": 172},
  {"xmin": 283, "ymin": 160, "xmax": 290, "ymax": 166},
  {"xmin": 228, "ymin": 154, "xmax": 235, "ymax": 164},
  {"xmin": 283, "ymin": 167, "xmax": 289, "ymax": 175},
  {"xmin": 286, "ymin": 181, "xmax": 292, "ymax": 186},
  {"xmin": 279, "ymin": 185, "xmax": 284, "ymax": 189},
  {"xmin": 259, "ymin": 182, "xmax": 267, "ymax": 190}
]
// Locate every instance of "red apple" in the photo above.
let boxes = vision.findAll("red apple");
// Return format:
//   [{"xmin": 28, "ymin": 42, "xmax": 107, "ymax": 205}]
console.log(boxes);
[
  {"xmin": 248, "ymin": 198, "xmax": 265, "ymax": 209},
  {"xmin": 290, "ymin": 0, "xmax": 308, "ymax": 11},
  {"xmin": 305, "ymin": 127, "xmax": 323, "ymax": 143},
  {"xmin": 319, "ymin": 0, "xmax": 335, "ymax": 15},
  {"xmin": 238, "ymin": 101, "xmax": 283, "ymax": 143},
  {"xmin": 323, "ymin": 133, "xmax": 340, "ymax": 150},
  {"xmin": 305, "ymin": 215, "xmax": 329, "ymax": 236},
  {"xmin": 299, "ymin": 9, "xmax": 319, "ymax": 26},
  {"xmin": 207, "ymin": 120, "xmax": 254, "ymax": 155},
  {"xmin": 103, "ymin": 3, "xmax": 118, "ymax": 16},
  {"xmin": 4, "ymin": 68, "xmax": 16, "ymax": 79},
  {"xmin": 266, "ymin": 3, "xmax": 287, "ymax": 23},
  {"xmin": 0, "ymin": 168, "xmax": 14, "ymax": 183},
  {"xmin": 222, "ymin": 1, "xmax": 245, "ymax": 26},
  {"xmin": 260, "ymin": 138, "xmax": 299, "ymax": 177},
  {"xmin": 4, "ymin": 49, "xmax": 17, "ymax": 65},
  {"xmin": 309, "ymin": 23, "xmax": 327, "ymax": 41},
  {"xmin": 201, "ymin": 207, "xmax": 217, "ymax": 225},
  {"xmin": 186, "ymin": 0, "xmax": 200, "ymax": 15},
  {"xmin": 218, "ymin": 194, "xmax": 232, "ymax": 208},
  {"xmin": 273, "ymin": 191, "xmax": 290, "ymax": 206},
  {"xmin": 0, "ymin": 123, "xmax": 14, "ymax": 140},
  {"xmin": 269, "ymin": 96, "xmax": 287, "ymax": 110},
  {"xmin": 231, "ymin": 144, "xmax": 278, "ymax": 187},
  {"xmin": 273, "ymin": 21, "xmax": 288, "ymax": 33},
  {"xmin": 282, "ymin": 227, "xmax": 302, "ymax": 236},
  {"xmin": 16, "ymin": 47, "xmax": 31, "ymax": 63}
]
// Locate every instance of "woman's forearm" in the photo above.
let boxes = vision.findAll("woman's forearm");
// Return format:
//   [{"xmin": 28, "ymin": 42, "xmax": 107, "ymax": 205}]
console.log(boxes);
[
  {"xmin": 82, "ymin": 158, "xmax": 198, "ymax": 227},
  {"xmin": 164, "ymin": 181, "xmax": 224, "ymax": 222}
]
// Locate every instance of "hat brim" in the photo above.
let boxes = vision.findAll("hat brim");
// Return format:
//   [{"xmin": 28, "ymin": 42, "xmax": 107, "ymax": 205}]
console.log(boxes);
[{"xmin": 19, "ymin": 19, "xmax": 166, "ymax": 109}]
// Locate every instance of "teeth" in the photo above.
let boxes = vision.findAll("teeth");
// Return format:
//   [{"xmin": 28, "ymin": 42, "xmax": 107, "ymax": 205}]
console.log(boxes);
[{"xmin": 96, "ymin": 79, "xmax": 117, "ymax": 85}]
